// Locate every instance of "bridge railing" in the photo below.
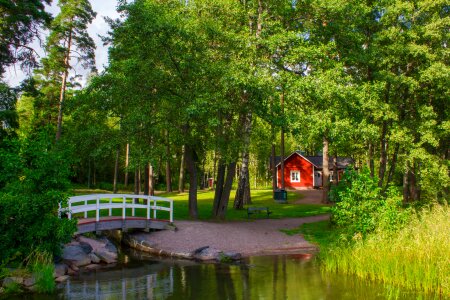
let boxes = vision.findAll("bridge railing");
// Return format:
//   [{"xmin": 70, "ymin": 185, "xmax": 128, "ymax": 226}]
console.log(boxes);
[{"xmin": 59, "ymin": 194, "xmax": 173, "ymax": 223}]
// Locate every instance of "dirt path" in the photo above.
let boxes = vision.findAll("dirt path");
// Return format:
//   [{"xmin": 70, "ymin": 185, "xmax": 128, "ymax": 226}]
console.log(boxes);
[
  {"xmin": 294, "ymin": 189, "xmax": 325, "ymax": 205},
  {"xmin": 131, "ymin": 215, "xmax": 329, "ymax": 257}
]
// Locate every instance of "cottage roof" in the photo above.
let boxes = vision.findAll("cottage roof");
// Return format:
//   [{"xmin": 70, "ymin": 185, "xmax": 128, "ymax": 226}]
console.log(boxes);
[{"xmin": 273, "ymin": 151, "xmax": 354, "ymax": 169}]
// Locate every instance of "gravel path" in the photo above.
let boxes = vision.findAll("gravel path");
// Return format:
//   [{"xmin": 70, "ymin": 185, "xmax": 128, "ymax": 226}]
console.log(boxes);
[
  {"xmin": 131, "ymin": 215, "xmax": 329, "ymax": 257},
  {"xmin": 294, "ymin": 189, "xmax": 325, "ymax": 205}
]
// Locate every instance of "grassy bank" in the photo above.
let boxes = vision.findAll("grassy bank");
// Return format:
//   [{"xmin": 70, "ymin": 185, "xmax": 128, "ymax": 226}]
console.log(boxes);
[
  {"xmin": 71, "ymin": 189, "xmax": 331, "ymax": 221},
  {"xmin": 299, "ymin": 205, "xmax": 449, "ymax": 296}
]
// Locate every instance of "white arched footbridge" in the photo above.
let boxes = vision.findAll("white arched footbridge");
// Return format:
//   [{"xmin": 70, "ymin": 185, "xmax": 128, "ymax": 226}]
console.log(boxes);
[{"xmin": 59, "ymin": 194, "xmax": 174, "ymax": 234}]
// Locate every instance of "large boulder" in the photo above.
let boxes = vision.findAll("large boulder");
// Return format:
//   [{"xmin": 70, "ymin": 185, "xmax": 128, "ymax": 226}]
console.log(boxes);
[
  {"xmin": 77, "ymin": 236, "xmax": 118, "ymax": 264},
  {"xmin": 95, "ymin": 251, "xmax": 117, "ymax": 264},
  {"xmin": 62, "ymin": 245, "xmax": 91, "ymax": 267},
  {"xmin": 78, "ymin": 242, "xmax": 93, "ymax": 254}
]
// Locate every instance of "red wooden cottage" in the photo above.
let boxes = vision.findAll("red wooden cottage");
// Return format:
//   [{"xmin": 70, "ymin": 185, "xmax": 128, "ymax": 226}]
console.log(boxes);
[{"xmin": 275, "ymin": 151, "xmax": 353, "ymax": 189}]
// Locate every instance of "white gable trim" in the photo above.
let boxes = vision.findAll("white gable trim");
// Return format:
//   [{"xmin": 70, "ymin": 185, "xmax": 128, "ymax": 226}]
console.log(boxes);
[{"xmin": 275, "ymin": 151, "xmax": 319, "ymax": 168}]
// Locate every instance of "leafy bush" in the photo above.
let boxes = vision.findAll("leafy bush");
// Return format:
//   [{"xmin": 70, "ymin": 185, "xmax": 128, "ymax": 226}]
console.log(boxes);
[
  {"xmin": 330, "ymin": 168, "xmax": 410, "ymax": 237},
  {"xmin": 0, "ymin": 130, "xmax": 76, "ymax": 263}
]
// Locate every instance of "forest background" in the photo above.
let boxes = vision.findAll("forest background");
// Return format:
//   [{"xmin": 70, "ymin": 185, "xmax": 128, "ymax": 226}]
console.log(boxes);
[{"xmin": 0, "ymin": 0, "xmax": 448, "ymax": 285}]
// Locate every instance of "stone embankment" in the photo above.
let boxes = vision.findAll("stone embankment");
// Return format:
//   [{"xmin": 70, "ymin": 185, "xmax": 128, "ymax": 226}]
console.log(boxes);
[
  {"xmin": 0, "ymin": 235, "xmax": 118, "ymax": 294},
  {"xmin": 123, "ymin": 233, "xmax": 242, "ymax": 262}
]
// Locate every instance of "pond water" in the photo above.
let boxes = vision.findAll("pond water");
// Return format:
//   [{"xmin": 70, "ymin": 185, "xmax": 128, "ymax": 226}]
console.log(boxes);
[{"xmin": 13, "ymin": 249, "xmax": 434, "ymax": 300}]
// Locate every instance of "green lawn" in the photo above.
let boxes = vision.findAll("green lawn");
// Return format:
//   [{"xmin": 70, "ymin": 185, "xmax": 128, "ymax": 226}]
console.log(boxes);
[{"xmin": 69, "ymin": 189, "xmax": 331, "ymax": 221}]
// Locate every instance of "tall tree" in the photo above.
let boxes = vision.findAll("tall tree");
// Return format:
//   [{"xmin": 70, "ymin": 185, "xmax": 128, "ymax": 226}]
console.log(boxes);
[
  {"xmin": 42, "ymin": 0, "xmax": 96, "ymax": 141},
  {"xmin": 0, "ymin": 0, "xmax": 51, "ymax": 75}
]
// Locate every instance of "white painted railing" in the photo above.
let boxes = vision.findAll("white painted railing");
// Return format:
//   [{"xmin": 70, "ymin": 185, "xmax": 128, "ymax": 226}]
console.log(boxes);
[{"xmin": 59, "ymin": 194, "xmax": 174, "ymax": 223}]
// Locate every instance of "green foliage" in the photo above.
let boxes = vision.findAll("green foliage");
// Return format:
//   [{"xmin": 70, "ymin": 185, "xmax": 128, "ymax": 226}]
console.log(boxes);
[
  {"xmin": 330, "ymin": 168, "xmax": 410, "ymax": 236},
  {"xmin": 0, "ymin": 0, "xmax": 51, "ymax": 75},
  {"xmin": 0, "ymin": 130, "xmax": 76, "ymax": 263},
  {"xmin": 0, "ymin": 82, "xmax": 18, "ymax": 140}
]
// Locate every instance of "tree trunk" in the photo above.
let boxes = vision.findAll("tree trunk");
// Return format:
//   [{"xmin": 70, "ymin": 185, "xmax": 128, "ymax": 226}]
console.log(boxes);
[
  {"xmin": 178, "ymin": 145, "xmax": 185, "ymax": 193},
  {"xmin": 280, "ymin": 93, "xmax": 285, "ymax": 190},
  {"xmin": 144, "ymin": 164, "xmax": 149, "ymax": 195},
  {"xmin": 409, "ymin": 162, "xmax": 419, "ymax": 201},
  {"xmin": 113, "ymin": 147, "xmax": 120, "ymax": 193},
  {"xmin": 212, "ymin": 150, "xmax": 217, "ymax": 190},
  {"xmin": 213, "ymin": 162, "xmax": 236, "ymax": 219},
  {"xmin": 234, "ymin": 112, "xmax": 252, "ymax": 209},
  {"xmin": 378, "ymin": 121, "xmax": 388, "ymax": 187},
  {"xmin": 403, "ymin": 163, "xmax": 410, "ymax": 203},
  {"xmin": 134, "ymin": 167, "xmax": 140, "ymax": 195},
  {"xmin": 332, "ymin": 154, "xmax": 338, "ymax": 185},
  {"xmin": 322, "ymin": 136, "xmax": 330, "ymax": 204},
  {"xmin": 213, "ymin": 160, "xmax": 226, "ymax": 214},
  {"xmin": 149, "ymin": 163, "xmax": 154, "ymax": 196},
  {"xmin": 271, "ymin": 143, "xmax": 277, "ymax": 194},
  {"xmin": 165, "ymin": 130, "xmax": 172, "ymax": 192},
  {"xmin": 386, "ymin": 143, "xmax": 399, "ymax": 188},
  {"xmin": 368, "ymin": 142, "xmax": 375, "ymax": 177},
  {"xmin": 234, "ymin": 152, "xmax": 251, "ymax": 209},
  {"xmin": 55, "ymin": 28, "xmax": 73, "ymax": 141},
  {"xmin": 87, "ymin": 157, "xmax": 91, "ymax": 189},
  {"xmin": 124, "ymin": 143, "xmax": 130, "ymax": 187},
  {"xmin": 134, "ymin": 166, "xmax": 140, "ymax": 204},
  {"xmin": 93, "ymin": 159, "xmax": 96, "ymax": 186},
  {"xmin": 185, "ymin": 145, "xmax": 198, "ymax": 219}
]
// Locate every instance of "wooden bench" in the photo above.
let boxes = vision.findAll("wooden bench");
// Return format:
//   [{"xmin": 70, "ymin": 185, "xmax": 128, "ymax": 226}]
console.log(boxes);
[{"xmin": 247, "ymin": 207, "xmax": 272, "ymax": 219}]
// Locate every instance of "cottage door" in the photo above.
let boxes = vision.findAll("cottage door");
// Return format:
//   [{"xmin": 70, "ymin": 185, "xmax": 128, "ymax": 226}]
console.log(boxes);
[{"xmin": 314, "ymin": 171, "xmax": 322, "ymax": 187}]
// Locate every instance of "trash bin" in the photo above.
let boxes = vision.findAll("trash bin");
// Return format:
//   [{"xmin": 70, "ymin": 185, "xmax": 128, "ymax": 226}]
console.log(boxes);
[{"xmin": 274, "ymin": 189, "xmax": 287, "ymax": 203}]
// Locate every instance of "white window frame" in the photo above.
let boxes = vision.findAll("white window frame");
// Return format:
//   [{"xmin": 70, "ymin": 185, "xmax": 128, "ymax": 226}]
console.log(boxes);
[{"xmin": 290, "ymin": 170, "xmax": 300, "ymax": 182}]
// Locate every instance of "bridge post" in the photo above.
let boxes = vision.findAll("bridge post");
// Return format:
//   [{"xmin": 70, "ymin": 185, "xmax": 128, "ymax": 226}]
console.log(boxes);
[
  {"xmin": 153, "ymin": 198, "xmax": 157, "ymax": 219},
  {"xmin": 84, "ymin": 199, "xmax": 87, "ymax": 218},
  {"xmin": 147, "ymin": 196, "xmax": 151, "ymax": 220},
  {"xmin": 96, "ymin": 196, "xmax": 100, "ymax": 222},
  {"xmin": 96, "ymin": 196, "xmax": 100, "ymax": 235},
  {"xmin": 170, "ymin": 200, "xmax": 173, "ymax": 223},
  {"xmin": 122, "ymin": 196, "xmax": 126, "ymax": 219}
]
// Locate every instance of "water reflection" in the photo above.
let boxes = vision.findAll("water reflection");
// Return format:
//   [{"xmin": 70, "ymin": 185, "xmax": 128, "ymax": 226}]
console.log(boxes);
[{"xmin": 54, "ymin": 250, "xmax": 435, "ymax": 300}]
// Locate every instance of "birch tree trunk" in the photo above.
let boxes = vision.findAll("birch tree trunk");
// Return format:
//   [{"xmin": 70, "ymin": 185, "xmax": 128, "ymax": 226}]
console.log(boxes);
[
  {"xmin": 149, "ymin": 163, "xmax": 154, "ymax": 196},
  {"xmin": 55, "ymin": 28, "xmax": 72, "ymax": 141},
  {"xmin": 213, "ymin": 162, "xmax": 236, "ymax": 219},
  {"xmin": 234, "ymin": 112, "xmax": 252, "ymax": 209}
]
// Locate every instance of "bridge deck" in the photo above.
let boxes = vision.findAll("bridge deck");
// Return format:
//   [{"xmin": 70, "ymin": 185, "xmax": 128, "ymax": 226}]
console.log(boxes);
[{"xmin": 75, "ymin": 217, "xmax": 170, "ymax": 234}]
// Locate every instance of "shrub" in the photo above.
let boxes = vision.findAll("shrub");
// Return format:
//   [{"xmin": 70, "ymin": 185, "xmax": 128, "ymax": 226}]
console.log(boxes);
[
  {"xmin": 0, "ymin": 130, "xmax": 76, "ymax": 263},
  {"xmin": 330, "ymin": 168, "xmax": 410, "ymax": 237}
]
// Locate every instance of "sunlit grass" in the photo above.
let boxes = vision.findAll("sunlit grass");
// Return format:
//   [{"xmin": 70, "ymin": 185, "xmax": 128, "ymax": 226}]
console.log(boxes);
[
  {"xmin": 155, "ymin": 189, "xmax": 330, "ymax": 221},
  {"xmin": 70, "ymin": 188, "xmax": 331, "ymax": 221},
  {"xmin": 303, "ymin": 205, "xmax": 450, "ymax": 296}
]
